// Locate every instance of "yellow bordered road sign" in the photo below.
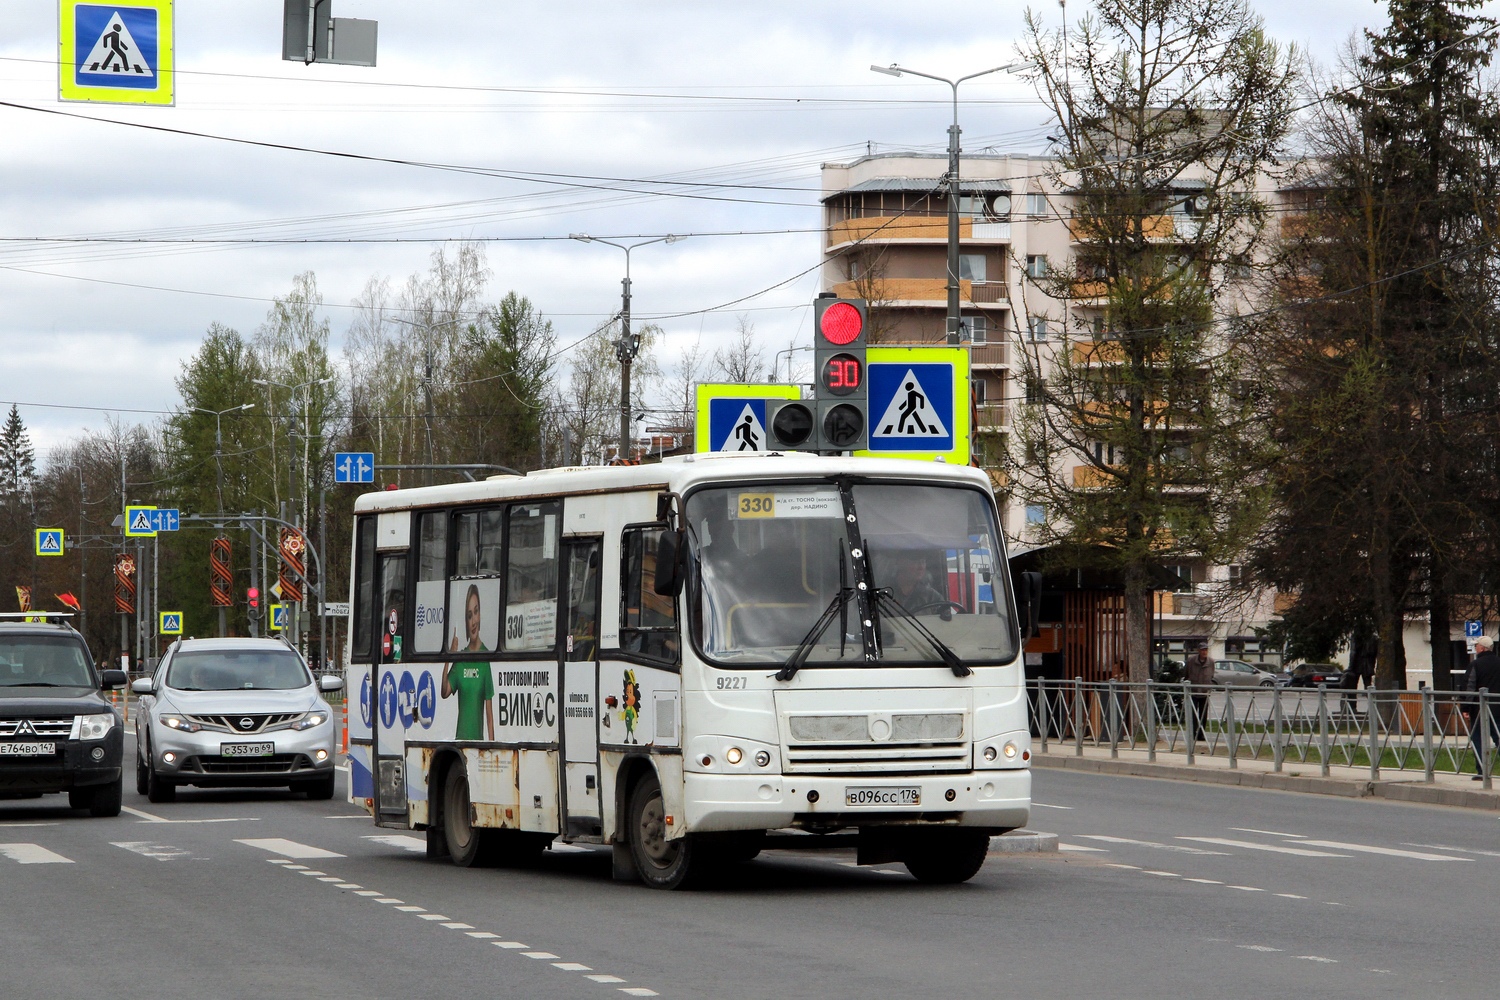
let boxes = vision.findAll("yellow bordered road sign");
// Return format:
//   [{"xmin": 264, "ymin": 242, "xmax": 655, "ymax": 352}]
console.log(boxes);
[
  {"xmin": 59, "ymin": 1, "xmax": 176, "ymax": 106},
  {"xmin": 35, "ymin": 529, "xmax": 65, "ymax": 556},
  {"xmin": 856, "ymin": 346, "xmax": 972, "ymax": 464},
  {"xmin": 269, "ymin": 604, "xmax": 287, "ymax": 631},
  {"xmin": 694, "ymin": 383, "xmax": 803, "ymax": 453},
  {"xmin": 159, "ymin": 611, "xmax": 182, "ymax": 635},
  {"xmin": 124, "ymin": 505, "xmax": 158, "ymax": 537}
]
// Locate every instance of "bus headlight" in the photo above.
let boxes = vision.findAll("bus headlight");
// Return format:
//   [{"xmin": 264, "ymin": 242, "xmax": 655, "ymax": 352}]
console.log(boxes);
[{"xmin": 1003, "ymin": 741, "xmax": 1018, "ymax": 759}]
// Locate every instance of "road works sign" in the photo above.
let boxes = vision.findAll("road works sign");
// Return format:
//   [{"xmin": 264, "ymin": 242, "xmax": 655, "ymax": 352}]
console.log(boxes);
[
  {"xmin": 857, "ymin": 346, "xmax": 970, "ymax": 464},
  {"xmin": 59, "ymin": 1, "xmax": 176, "ymax": 106},
  {"xmin": 694, "ymin": 383, "xmax": 802, "ymax": 453},
  {"xmin": 35, "ymin": 529, "xmax": 65, "ymax": 557}
]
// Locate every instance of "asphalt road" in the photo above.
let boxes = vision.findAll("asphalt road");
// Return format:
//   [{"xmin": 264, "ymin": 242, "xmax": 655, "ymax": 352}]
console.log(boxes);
[{"xmin": 3, "ymin": 736, "xmax": 1497, "ymax": 999}]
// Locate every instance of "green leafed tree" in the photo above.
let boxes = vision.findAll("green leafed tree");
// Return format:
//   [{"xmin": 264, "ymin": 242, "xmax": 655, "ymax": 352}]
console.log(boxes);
[{"xmin": 1014, "ymin": 0, "xmax": 1298, "ymax": 681}]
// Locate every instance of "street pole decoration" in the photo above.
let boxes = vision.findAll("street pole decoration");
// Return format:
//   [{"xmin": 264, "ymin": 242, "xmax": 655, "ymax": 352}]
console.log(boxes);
[
  {"xmin": 210, "ymin": 537, "xmax": 233, "ymax": 606},
  {"xmin": 279, "ymin": 528, "xmax": 306, "ymax": 603},
  {"xmin": 114, "ymin": 555, "xmax": 136, "ymax": 613}
]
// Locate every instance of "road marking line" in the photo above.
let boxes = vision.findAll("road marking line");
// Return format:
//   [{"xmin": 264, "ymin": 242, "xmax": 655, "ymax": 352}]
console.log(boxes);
[
  {"xmin": 418, "ymin": 913, "xmax": 449, "ymax": 920},
  {"xmin": 1184, "ymin": 878, "xmax": 1223, "ymax": 884},
  {"xmin": 123, "ymin": 805, "xmax": 168, "ymax": 822},
  {"xmin": 122, "ymin": 806, "xmax": 260, "ymax": 825},
  {"xmin": 587, "ymin": 975, "xmax": 626, "ymax": 984},
  {"xmin": 1032, "ymin": 802, "xmax": 1074, "ymax": 809},
  {"xmin": 620, "ymin": 989, "xmax": 659, "ymax": 997},
  {"xmin": 553, "ymin": 962, "xmax": 592, "ymax": 971},
  {"xmin": 1231, "ymin": 827, "xmax": 1305, "ymax": 838},
  {"xmin": 442, "ymin": 922, "xmax": 475, "ymax": 930},
  {"xmin": 0, "ymin": 822, "xmax": 58, "ymax": 827},
  {"xmin": 1144, "ymin": 870, "xmax": 1180, "ymax": 877},
  {"xmin": 1275, "ymin": 893, "xmax": 1307, "ymax": 899},
  {"xmin": 467, "ymin": 932, "xmax": 498, "ymax": 939},
  {"xmin": 395, "ymin": 905, "xmax": 424, "ymax": 912},
  {"xmin": 1238, "ymin": 945, "xmax": 1283, "ymax": 952},
  {"xmin": 324, "ymin": 815, "xmax": 368, "ymax": 820},
  {"xmin": 336, "ymin": 883, "xmax": 362, "ymax": 889},
  {"xmin": 283, "ymin": 864, "xmax": 308, "ymax": 870},
  {"xmin": 1295, "ymin": 840, "xmax": 1469, "ymax": 862},
  {"xmin": 316, "ymin": 877, "xmax": 343, "ymax": 882},
  {"xmin": 495, "ymin": 942, "xmax": 528, "ymax": 949},
  {"xmin": 1404, "ymin": 842, "xmax": 1500, "ymax": 858},
  {"xmin": 0, "ymin": 843, "xmax": 72, "ymax": 864},
  {"xmin": 1082, "ymin": 835, "xmax": 1230, "ymax": 855},
  {"xmin": 550, "ymin": 843, "xmax": 592, "ymax": 853},
  {"xmin": 268, "ymin": 859, "xmax": 293, "ymax": 864},
  {"xmin": 353, "ymin": 890, "xmax": 381, "ymax": 896},
  {"xmin": 298, "ymin": 870, "xmax": 328, "ymax": 876},
  {"xmin": 1227, "ymin": 885, "xmax": 1263, "ymax": 892},
  {"xmin": 1177, "ymin": 837, "xmax": 1351, "ymax": 858},
  {"xmin": 376, "ymin": 898, "xmax": 404, "ymax": 905},
  {"xmin": 1059, "ymin": 843, "xmax": 1107, "ymax": 852},
  {"xmin": 1297, "ymin": 955, "xmax": 1339, "ymax": 963},
  {"xmin": 523, "ymin": 951, "xmax": 560, "ymax": 960},
  {"xmin": 112, "ymin": 841, "xmax": 192, "ymax": 861},
  {"xmin": 363, "ymin": 834, "xmax": 426, "ymax": 853},
  {"xmin": 236, "ymin": 838, "xmax": 345, "ymax": 859},
  {"xmin": 1104, "ymin": 863, "xmax": 1141, "ymax": 869}
]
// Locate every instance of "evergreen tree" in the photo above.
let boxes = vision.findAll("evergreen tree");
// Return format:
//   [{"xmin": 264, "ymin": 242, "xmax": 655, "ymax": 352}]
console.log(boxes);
[{"xmin": 0, "ymin": 404, "xmax": 37, "ymax": 501}]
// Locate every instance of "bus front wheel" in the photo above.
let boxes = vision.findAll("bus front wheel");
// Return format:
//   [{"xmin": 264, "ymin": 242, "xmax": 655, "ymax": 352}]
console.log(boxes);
[
  {"xmin": 627, "ymin": 772, "xmax": 696, "ymax": 889},
  {"xmin": 901, "ymin": 830, "xmax": 991, "ymax": 884}
]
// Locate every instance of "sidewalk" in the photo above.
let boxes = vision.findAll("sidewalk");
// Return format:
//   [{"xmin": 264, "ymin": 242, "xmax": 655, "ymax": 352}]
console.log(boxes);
[{"xmin": 1033, "ymin": 743, "xmax": 1500, "ymax": 813}]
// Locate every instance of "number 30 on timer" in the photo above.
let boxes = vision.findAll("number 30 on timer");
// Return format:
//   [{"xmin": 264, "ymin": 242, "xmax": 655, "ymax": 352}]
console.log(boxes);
[{"xmin": 820, "ymin": 353, "xmax": 862, "ymax": 396}]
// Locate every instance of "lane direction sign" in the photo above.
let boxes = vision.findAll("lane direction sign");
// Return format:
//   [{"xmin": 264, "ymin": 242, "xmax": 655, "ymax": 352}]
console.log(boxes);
[
  {"xmin": 35, "ymin": 529, "xmax": 65, "ymax": 557},
  {"xmin": 150, "ymin": 508, "xmax": 179, "ymax": 532},
  {"xmin": 694, "ymin": 383, "xmax": 801, "ymax": 453},
  {"xmin": 334, "ymin": 452, "xmax": 375, "ymax": 484},
  {"xmin": 159, "ymin": 611, "xmax": 182, "ymax": 635},
  {"xmin": 59, "ymin": 0, "xmax": 176, "ymax": 106},
  {"xmin": 124, "ymin": 505, "xmax": 158, "ymax": 537}
]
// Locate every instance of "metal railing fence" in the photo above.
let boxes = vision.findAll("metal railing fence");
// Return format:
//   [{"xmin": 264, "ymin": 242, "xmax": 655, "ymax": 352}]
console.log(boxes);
[{"xmin": 1027, "ymin": 678, "xmax": 1496, "ymax": 790}]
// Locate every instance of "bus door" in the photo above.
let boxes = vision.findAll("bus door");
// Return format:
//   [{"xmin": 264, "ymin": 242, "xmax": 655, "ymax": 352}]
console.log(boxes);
[
  {"xmin": 560, "ymin": 537, "xmax": 602, "ymax": 837},
  {"xmin": 373, "ymin": 551, "xmax": 408, "ymax": 820}
]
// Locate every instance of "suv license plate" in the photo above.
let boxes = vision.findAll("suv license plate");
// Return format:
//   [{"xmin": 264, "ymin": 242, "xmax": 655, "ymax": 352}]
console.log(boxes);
[
  {"xmin": 0, "ymin": 742, "xmax": 56, "ymax": 756},
  {"xmin": 845, "ymin": 786, "xmax": 920, "ymax": 807},
  {"xmin": 220, "ymin": 742, "xmax": 274, "ymax": 757}
]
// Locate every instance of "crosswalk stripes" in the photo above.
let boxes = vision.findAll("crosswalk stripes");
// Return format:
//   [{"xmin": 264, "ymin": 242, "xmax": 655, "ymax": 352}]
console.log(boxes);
[
  {"xmin": 1177, "ymin": 837, "xmax": 1354, "ymax": 858},
  {"xmin": 235, "ymin": 837, "xmax": 345, "ymax": 859},
  {"xmin": 0, "ymin": 843, "xmax": 72, "ymax": 864}
]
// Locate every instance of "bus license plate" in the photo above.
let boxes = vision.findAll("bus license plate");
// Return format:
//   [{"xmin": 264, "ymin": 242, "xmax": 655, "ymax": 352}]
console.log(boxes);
[
  {"xmin": 0, "ymin": 742, "xmax": 56, "ymax": 756},
  {"xmin": 221, "ymin": 742, "xmax": 274, "ymax": 757},
  {"xmin": 845, "ymin": 786, "xmax": 920, "ymax": 807}
]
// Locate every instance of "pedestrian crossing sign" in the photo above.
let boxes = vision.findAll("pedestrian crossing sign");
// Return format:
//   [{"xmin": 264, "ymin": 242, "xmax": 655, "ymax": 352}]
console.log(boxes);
[
  {"xmin": 270, "ymin": 604, "xmax": 287, "ymax": 632},
  {"xmin": 857, "ymin": 347, "xmax": 970, "ymax": 464},
  {"xmin": 59, "ymin": 1, "xmax": 176, "ymax": 106},
  {"xmin": 159, "ymin": 611, "xmax": 182, "ymax": 635},
  {"xmin": 694, "ymin": 383, "xmax": 801, "ymax": 454},
  {"xmin": 124, "ymin": 505, "xmax": 158, "ymax": 537},
  {"xmin": 35, "ymin": 529, "xmax": 65, "ymax": 557}
]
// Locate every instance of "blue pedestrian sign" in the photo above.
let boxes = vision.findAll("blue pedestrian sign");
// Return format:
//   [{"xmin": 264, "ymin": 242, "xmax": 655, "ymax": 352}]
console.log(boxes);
[
  {"xmin": 124, "ymin": 504, "xmax": 157, "ymax": 537},
  {"xmin": 59, "ymin": 1, "xmax": 176, "ymax": 107},
  {"xmin": 159, "ymin": 611, "xmax": 182, "ymax": 635},
  {"xmin": 335, "ymin": 452, "xmax": 376, "ymax": 484},
  {"xmin": 269, "ymin": 603, "xmax": 288, "ymax": 632},
  {"xmin": 35, "ymin": 529, "xmax": 65, "ymax": 557},
  {"xmin": 858, "ymin": 347, "xmax": 971, "ymax": 464},
  {"xmin": 693, "ymin": 383, "xmax": 800, "ymax": 453},
  {"xmin": 1465, "ymin": 620, "xmax": 1484, "ymax": 639}
]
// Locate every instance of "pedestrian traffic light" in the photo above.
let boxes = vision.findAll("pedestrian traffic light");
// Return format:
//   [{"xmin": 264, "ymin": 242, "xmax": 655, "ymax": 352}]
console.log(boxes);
[{"xmin": 813, "ymin": 295, "xmax": 868, "ymax": 452}]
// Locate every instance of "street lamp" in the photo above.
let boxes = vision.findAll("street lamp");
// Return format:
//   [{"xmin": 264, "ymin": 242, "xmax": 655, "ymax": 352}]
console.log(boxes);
[
  {"xmin": 253, "ymin": 376, "xmax": 334, "ymax": 511},
  {"xmin": 871, "ymin": 61, "xmax": 1024, "ymax": 343},
  {"xmin": 192, "ymin": 402, "xmax": 255, "ymax": 513},
  {"xmin": 571, "ymin": 233, "xmax": 683, "ymax": 462}
]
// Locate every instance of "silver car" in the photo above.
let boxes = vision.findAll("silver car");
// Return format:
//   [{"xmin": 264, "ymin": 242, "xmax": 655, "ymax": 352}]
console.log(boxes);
[
  {"xmin": 1212, "ymin": 658, "xmax": 1278, "ymax": 687},
  {"xmin": 133, "ymin": 638, "xmax": 342, "ymax": 802}
]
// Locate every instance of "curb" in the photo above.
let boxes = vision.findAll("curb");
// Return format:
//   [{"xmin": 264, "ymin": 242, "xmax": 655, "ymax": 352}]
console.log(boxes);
[
  {"xmin": 1033, "ymin": 753, "xmax": 1500, "ymax": 812},
  {"xmin": 991, "ymin": 829, "xmax": 1058, "ymax": 853}
]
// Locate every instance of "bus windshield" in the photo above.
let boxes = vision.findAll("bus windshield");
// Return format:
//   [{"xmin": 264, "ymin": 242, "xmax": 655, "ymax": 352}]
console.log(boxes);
[{"xmin": 686, "ymin": 481, "xmax": 1017, "ymax": 668}]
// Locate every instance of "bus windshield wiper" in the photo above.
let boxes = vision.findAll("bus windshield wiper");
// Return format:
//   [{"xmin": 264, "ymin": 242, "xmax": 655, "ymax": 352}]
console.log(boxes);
[
  {"xmin": 775, "ymin": 587, "xmax": 856, "ymax": 682},
  {"xmin": 874, "ymin": 590, "xmax": 971, "ymax": 677}
]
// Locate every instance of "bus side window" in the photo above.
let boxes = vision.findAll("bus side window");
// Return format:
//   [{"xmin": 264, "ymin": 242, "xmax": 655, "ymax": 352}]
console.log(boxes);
[
  {"xmin": 504, "ymin": 502, "xmax": 560, "ymax": 651},
  {"xmin": 351, "ymin": 516, "xmax": 376, "ymax": 662},
  {"xmin": 621, "ymin": 526, "xmax": 680, "ymax": 663}
]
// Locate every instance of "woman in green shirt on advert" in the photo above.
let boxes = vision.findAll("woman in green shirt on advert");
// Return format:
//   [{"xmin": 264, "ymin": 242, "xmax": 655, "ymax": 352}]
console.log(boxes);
[{"xmin": 443, "ymin": 584, "xmax": 494, "ymax": 741}]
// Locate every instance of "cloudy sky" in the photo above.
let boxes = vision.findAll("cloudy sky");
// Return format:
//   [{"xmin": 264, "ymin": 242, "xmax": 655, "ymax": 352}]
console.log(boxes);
[{"xmin": 0, "ymin": 0, "xmax": 1455, "ymax": 459}]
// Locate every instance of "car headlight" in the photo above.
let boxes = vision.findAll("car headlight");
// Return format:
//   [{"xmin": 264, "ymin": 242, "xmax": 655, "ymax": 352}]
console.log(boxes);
[
  {"xmin": 77, "ymin": 713, "xmax": 116, "ymax": 740},
  {"xmin": 160, "ymin": 714, "xmax": 201, "ymax": 733},
  {"xmin": 290, "ymin": 712, "xmax": 328, "ymax": 732}
]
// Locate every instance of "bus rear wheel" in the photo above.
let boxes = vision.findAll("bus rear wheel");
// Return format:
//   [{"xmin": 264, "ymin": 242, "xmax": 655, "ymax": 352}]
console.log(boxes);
[
  {"xmin": 901, "ymin": 830, "xmax": 991, "ymax": 884},
  {"xmin": 627, "ymin": 772, "xmax": 696, "ymax": 889},
  {"xmin": 442, "ymin": 765, "xmax": 492, "ymax": 867}
]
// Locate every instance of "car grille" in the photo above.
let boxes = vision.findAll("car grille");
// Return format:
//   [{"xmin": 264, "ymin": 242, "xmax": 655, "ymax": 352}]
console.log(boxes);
[
  {"xmin": 183, "ymin": 753, "xmax": 312, "ymax": 774},
  {"xmin": 185, "ymin": 713, "xmax": 302, "ymax": 734},
  {"xmin": 0, "ymin": 717, "xmax": 73, "ymax": 738},
  {"xmin": 783, "ymin": 741, "xmax": 971, "ymax": 774}
]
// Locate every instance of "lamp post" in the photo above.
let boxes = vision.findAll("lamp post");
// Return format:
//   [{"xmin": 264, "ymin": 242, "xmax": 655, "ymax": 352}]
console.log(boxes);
[
  {"xmin": 871, "ymin": 61, "xmax": 1023, "ymax": 343},
  {"xmin": 192, "ymin": 403, "xmax": 256, "ymax": 514},
  {"xmin": 570, "ymin": 233, "xmax": 682, "ymax": 462}
]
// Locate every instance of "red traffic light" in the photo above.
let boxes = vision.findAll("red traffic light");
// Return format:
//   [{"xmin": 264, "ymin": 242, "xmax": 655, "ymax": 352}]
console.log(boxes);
[
  {"xmin": 247, "ymin": 587, "xmax": 260, "ymax": 609},
  {"xmin": 819, "ymin": 301, "xmax": 863, "ymax": 345}
]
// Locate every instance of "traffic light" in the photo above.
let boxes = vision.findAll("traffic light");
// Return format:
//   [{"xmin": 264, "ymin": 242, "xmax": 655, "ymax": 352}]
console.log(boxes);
[
  {"xmin": 247, "ymin": 587, "xmax": 260, "ymax": 616},
  {"xmin": 813, "ymin": 295, "xmax": 868, "ymax": 451}
]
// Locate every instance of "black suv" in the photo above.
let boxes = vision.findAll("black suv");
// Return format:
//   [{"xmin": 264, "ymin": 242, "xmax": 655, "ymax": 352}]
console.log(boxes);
[{"xmin": 0, "ymin": 617, "xmax": 127, "ymax": 816}]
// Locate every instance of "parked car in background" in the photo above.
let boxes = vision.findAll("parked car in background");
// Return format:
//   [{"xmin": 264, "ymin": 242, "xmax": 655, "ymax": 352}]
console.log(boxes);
[
  {"xmin": 133, "ymin": 637, "xmax": 343, "ymax": 802},
  {"xmin": 1212, "ymin": 659, "xmax": 1279, "ymax": 687},
  {"xmin": 1285, "ymin": 662, "xmax": 1346, "ymax": 688}
]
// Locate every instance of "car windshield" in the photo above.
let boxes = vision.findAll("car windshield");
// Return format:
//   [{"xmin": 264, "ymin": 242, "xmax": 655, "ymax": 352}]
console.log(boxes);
[
  {"xmin": 687, "ymin": 481, "xmax": 1017, "ymax": 667},
  {"xmin": 0, "ymin": 635, "xmax": 94, "ymax": 687},
  {"xmin": 166, "ymin": 649, "xmax": 310, "ymax": 691}
]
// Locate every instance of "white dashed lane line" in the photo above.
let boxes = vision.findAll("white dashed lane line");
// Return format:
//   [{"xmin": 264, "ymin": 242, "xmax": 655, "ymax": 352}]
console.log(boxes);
[
  {"xmin": 258, "ymin": 855, "xmax": 666, "ymax": 996},
  {"xmin": 0, "ymin": 843, "xmax": 73, "ymax": 864}
]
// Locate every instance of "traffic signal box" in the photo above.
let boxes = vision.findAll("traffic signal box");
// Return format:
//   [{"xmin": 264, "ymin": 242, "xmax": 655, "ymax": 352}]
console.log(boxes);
[{"xmin": 767, "ymin": 295, "xmax": 868, "ymax": 453}]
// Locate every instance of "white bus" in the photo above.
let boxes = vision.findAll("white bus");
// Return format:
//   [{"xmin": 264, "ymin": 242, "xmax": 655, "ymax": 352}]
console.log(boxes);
[{"xmin": 344, "ymin": 453, "xmax": 1031, "ymax": 888}]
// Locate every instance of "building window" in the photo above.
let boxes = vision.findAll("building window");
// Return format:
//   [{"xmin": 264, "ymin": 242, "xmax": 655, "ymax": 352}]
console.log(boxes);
[
  {"xmin": 1028, "ymin": 316, "xmax": 1050, "ymax": 341},
  {"xmin": 1227, "ymin": 564, "xmax": 1243, "ymax": 583},
  {"xmin": 961, "ymin": 314, "xmax": 988, "ymax": 344},
  {"xmin": 1025, "ymin": 504, "xmax": 1047, "ymax": 526},
  {"xmin": 1026, "ymin": 254, "xmax": 1049, "ymax": 279},
  {"xmin": 972, "ymin": 378, "xmax": 987, "ymax": 405},
  {"xmin": 1024, "ymin": 376, "xmax": 1047, "ymax": 403},
  {"xmin": 1026, "ymin": 192, "xmax": 1049, "ymax": 217},
  {"xmin": 959, "ymin": 254, "xmax": 987, "ymax": 282}
]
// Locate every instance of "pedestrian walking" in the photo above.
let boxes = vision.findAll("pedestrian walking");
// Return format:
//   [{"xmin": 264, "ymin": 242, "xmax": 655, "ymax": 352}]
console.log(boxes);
[
  {"xmin": 1464, "ymin": 635, "xmax": 1500, "ymax": 780},
  {"xmin": 1186, "ymin": 642, "xmax": 1214, "ymax": 742}
]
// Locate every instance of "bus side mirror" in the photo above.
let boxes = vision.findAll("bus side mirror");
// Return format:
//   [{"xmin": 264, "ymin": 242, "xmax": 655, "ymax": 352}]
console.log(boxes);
[
  {"xmin": 654, "ymin": 530, "xmax": 687, "ymax": 597},
  {"xmin": 1013, "ymin": 570, "xmax": 1042, "ymax": 639}
]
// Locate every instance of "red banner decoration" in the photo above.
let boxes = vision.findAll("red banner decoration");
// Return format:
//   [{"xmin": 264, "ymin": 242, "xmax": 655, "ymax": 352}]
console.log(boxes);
[
  {"xmin": 210, "ymin": 536, "xmax": 233, "ymax": 608},
  {"xmin": 115, "ymin": 554, "xmax": 136, "ymax": 614},
  {"xmin": 279, "ymin": 528, "xmax": 305, "ymax": 604}
]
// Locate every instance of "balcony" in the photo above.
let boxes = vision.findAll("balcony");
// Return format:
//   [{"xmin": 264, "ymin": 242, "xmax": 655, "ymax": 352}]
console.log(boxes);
[
  {"xmin": 975, "ymin": 402, "xmax": 1011, "ymax": 431},
  {"xmin": 970, "ymin": 281, "xmax": 1009, "ymax": 303},
  {"xmin": 828, "ymin": 216, "xmax": 953, "ymax": 247},
  {"xmin": 1069, "ymin": 214, "xmax": 1178, "ymax": 243},
  {"xmin": 970, "ymin": 342, "xmax": 1008, "ymax": 367},
  {"xmin": 1072, "ymin": 464, "xmax": 1115, "ymax": 488}
]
